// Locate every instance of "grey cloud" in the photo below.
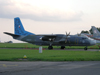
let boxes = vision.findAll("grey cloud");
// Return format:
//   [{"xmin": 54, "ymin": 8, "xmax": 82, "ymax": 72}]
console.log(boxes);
[{"xmin": 0, "ymin": 0, "xmax": 83, "ymax": 22}]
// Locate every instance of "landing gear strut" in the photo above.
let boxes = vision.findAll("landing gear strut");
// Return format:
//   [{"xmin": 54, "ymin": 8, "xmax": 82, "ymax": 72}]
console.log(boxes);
[{"xmin": 48, "ymin": 46, "xmax": 53, "ymax": 50}]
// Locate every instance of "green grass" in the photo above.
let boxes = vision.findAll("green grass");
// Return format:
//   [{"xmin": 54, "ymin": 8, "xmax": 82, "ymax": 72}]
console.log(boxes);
[
  {"xmin": 0, "ymin": 43, "xmax": 100, "ymax": 49},
  {"xmin": 0, "ymin": 49, "xmax": 100, "ymax": 61},
  {"xmin": 0, "ymin": 43, "xmax": 36, "ymax": 48}
]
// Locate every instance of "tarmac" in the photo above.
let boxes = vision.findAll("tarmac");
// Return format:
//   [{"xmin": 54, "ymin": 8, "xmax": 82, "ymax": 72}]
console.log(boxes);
[{"xmin": 0, "ymin": 61, "xmax": 100, "ymax": 75}]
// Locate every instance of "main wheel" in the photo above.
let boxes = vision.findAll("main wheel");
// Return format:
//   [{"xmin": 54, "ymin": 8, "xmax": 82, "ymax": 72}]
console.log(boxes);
[
  {"xmin": 48, "ymin": 46, "xmax": 53, "ymax": 50},
  {"xmin": 84, "ymin": 47, "xmax": 87, "ymax": 50},
  {"xmin": 61, "ymin": 46, "xmax": 65, "ymax": 49}
]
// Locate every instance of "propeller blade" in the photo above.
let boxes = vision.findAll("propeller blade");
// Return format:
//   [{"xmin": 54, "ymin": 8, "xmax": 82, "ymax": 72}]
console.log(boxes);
[
  {"xmin": 66, "ymin": 32, "xmax": 70, "ymax": 36},
  {"xmin": 66, "ymin": 32, "xmax": 67, "ymax": 36},
  {"xmin": 67, "ymin": 32, "xmax": 70, "ymax": 36},
  {"xmin": 65, "ymin": 32, "xmax": 70, "ymax": 43}
]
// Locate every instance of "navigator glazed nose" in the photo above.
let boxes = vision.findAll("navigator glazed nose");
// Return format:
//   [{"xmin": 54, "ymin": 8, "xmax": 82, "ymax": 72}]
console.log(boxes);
[{"xmin": 90, "ymin": 40, "xmax": 96, "ymax": 45}]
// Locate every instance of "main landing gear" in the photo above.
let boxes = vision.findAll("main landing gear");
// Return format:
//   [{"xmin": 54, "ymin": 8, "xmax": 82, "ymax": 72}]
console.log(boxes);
[
  {"xmin": 84, "ymin": 46, "xmax": 87, "ymax": 50},
  {"xmin": 48, "ymin": 46, "xmax": 53, "ymax": 50},
  {"xmin": 48, "ymin": 46, "xmax": 65, "ymax": 50},
  {"xmin": 61, "ymin": 46, "xmax": 65, "ymax": 49}
]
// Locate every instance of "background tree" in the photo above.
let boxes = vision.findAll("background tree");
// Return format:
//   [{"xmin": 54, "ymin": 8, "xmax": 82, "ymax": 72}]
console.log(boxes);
[{"xmin": 81, "ymin": 30, "xmax": 89, "ymax": 34}]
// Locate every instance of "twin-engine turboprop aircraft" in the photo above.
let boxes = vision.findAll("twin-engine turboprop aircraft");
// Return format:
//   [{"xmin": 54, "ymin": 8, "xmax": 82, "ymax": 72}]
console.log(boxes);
[{"xmin": 4, "ymin": 17, "xmax": 96, "ymax": 50}]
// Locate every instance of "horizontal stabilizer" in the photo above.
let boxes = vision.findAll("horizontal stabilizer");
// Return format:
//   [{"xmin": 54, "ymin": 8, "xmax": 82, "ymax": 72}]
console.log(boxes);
[{"xmin": 4, "ymin": 32, "xmax": 20, "ymax": 37}]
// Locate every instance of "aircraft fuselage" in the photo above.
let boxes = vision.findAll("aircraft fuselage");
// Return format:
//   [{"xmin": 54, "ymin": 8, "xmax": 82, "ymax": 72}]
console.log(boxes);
[{"xmin": 15, "ymin": 34, "xmax": 95, "ymax": 46}]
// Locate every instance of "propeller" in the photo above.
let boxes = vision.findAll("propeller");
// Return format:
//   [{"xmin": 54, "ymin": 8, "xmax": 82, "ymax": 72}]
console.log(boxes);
[
  {"xmin": 66, "ymin": 32, "xmax": 70, "ymax": 36},
  {"xmin": 65, "ymin": 32, "xmax": 70, "ymax": 43}
]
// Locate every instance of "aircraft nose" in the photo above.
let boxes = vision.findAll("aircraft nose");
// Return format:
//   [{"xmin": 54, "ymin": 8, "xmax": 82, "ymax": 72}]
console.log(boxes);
[{"xmin": 90, "ymin": 40, "xmax": 96, "ymax": 45}]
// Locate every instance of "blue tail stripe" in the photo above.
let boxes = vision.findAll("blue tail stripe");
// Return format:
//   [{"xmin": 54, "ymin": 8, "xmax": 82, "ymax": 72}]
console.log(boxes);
[{"xmin": 14, "ymin": 17, "xmax": 35, "ymax": 35}]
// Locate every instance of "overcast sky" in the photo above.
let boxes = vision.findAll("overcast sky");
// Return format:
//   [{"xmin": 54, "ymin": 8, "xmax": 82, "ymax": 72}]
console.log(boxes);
[{"xmin": 0, "ymin": 0, "xmax": 100, "ymax": 43}]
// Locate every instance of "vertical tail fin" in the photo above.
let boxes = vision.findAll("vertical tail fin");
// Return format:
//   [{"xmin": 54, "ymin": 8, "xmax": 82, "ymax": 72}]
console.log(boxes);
[
  {"xmin": 91, "ymin": 26, "xmax": 100, "ymax": 36},
  {"xmin": 14, "ymin": 17, "xmax": 34, "ymax": 35}
]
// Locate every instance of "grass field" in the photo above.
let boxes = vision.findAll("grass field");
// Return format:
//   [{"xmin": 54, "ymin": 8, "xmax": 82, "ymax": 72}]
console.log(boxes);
[
  {"xmin": 0, "ymin": 43, "xmax": 100, "ymax": 61},
  {"xmin": 0, "ymin": 43, "xmax": 100, "ymax": 49},
  {"xmin": 0, "ymin": 49, "xmax": 100, "ymax": 61}
]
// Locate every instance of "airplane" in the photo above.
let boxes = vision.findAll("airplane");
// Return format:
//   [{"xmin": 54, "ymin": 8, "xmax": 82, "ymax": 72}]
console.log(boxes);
[
  {"xmin": 4, "ymin": 17, "xmax": 96, "ymax": 50},
  {"xmin": 91, "ymin": 26, "xmax": 100, "ymax": 40}
]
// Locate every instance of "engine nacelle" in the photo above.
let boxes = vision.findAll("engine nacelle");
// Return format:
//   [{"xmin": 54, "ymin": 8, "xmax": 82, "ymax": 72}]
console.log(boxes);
[
  {"xmin": 40, "ymin": 37, "xmax": 54, "ymax": 41},
  {"xmin": 40, "ymin": 37, "xmax": 50, "ymax": 41}
]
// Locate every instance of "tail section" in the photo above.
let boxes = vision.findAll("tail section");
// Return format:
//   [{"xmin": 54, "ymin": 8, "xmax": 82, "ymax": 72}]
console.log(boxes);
[
  {"xmin": 91, "ymin": 26, "xmax": 100, "ymax": 37},
  {"xmin": 14, "ymin": 17, "xmax": 35, "ymax": 35}
]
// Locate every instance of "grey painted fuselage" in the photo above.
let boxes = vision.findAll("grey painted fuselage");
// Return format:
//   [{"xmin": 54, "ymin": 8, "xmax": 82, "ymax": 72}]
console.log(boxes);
[{"xmin": 14, "ymin": 34, "xmax": 95, "ymax": 46}]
